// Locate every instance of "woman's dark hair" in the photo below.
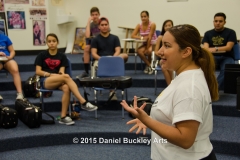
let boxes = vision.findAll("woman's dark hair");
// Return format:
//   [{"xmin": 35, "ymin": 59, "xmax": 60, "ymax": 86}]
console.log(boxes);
[
  {"xmin": 168, "ymin": 24, "xmax": 219, "ymax": 101},
  {"xmin": 46, "ymin": 33, "xmax": 59, "ymax": 43},
  {"xmin": 160, "ymin": 19, "xmax": 174, "ymax": 36},
  {"xmin": 140, "ymin": 10, "xmax": 149, "ymax": 17}
]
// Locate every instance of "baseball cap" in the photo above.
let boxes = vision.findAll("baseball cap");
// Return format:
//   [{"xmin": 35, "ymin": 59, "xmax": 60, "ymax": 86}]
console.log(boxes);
[{"xmin": 98, "ymin": 17, "xmax": 109, "ymax": 25}]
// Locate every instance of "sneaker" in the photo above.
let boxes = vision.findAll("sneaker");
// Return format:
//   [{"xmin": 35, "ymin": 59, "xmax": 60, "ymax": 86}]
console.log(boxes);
[
  {"xmin": 144, "ymin": 66, "xmax": 149, "ymax": 73},
  {"xmin": 148, "ymin": 67, "xmax": 153, "ymax": 75},
  {"xmin": 109, "ymin": 91, "xmax": 118, "ymax": 101},
  {"xmin": 59, "ymin": 116, "xmax": 75, "ymax": 125},
  {"xmin": 79, "ymin": 72, "xmax": 89, "ymax": 78},
  {"xmin": 81, "ymin": 102, "xmax": 98, "ymax": 111},
  {"xmin": 16, "ymin": 93, "xmax": 24, "ymax": 100},
  {"xmin": 0, "ymin": 95, "xmax": 3, "ymax": 102}
]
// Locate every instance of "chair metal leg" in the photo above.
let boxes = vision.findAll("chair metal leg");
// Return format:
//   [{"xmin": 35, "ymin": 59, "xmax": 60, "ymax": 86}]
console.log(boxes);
[
  {"xmin": 94, "ymin": 90, "xmax": 98, "ymax": 119},
  {"xmin": 40, "ymin": 92, "xmax": 44, "ymax": 111},
  {"xmin": 125, "ymin": 89, "xmax": 128, "ymax": 102},
  {"xmin": 155, "ymin": 70, "xmax": 158, "ymax": 95},
  {"xmin": 135, "ymin": 53, "xmax": 137, "ymax": 74},
  {"xmin": 95, "ymin": 110, "xmax": 98, "ymax": 119},
  {"xmin": 121, "ymin": 90, "xmax": 124, "ymax": 119},
  {"xmin": 69, "ymin": 94, "xmax": 72, "ymax": 117}
]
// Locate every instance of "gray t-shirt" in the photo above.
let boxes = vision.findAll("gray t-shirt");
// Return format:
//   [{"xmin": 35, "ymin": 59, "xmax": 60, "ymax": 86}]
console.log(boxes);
[{"xmin": 90, "ymin": 22, "xmax": 100, "ymax": 37}]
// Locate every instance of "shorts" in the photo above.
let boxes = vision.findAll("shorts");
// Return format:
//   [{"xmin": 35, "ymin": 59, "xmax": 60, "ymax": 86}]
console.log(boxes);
[
  {"xmin": 200, "ymin": 150, "xmax": 217, "ymax": 160},
  {"xmin": 0, "ymin": 58, "xmax": 14, "ymax": 67},
  {"xmin": 0, "ymin": 61, "xmax": 4, "ymax": 65},
  {"xmin": 40, "ymin": 77, "xmax": 47, "ymax": 89},
  {"xmin": 85, "ymin": 38, "xmax": 92, "ymax": 45},
  {"xmin": 0, "ymin": 58, "xmax": 14, "ymax": 65}
]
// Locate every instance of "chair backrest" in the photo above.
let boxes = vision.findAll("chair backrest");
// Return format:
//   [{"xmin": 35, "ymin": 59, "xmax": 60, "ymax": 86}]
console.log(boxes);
[
  {"xmin": 233, "ymin": 43, "xmax": 240, "ymax": 61},
  {"xmin": 97, "ymin": 56, "xmax": 125, "ymax": 77},
  {"xmin": 156, "ymin": 30, "xmax": 161, "ymax": 37},
  {"xmin": 65, "ymin": 57, "xmax": 72, "ymax": 77}
]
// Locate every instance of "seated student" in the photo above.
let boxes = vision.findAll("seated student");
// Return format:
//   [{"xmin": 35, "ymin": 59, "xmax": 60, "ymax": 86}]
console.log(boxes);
[
  {"xmin": 154, "ymin": 20, "xmax": 174, "ymax": 85},
  {"xmin": 91, "ymin": 17, "xmax": 128, "ymax": 100},
  {"xmin": 202, "ymin": 12, "xmax": 237, "ymax": 91},
  {"xmin": 80, "ymin": 7, "xmax": 101, "ymax": 78},
  {"xmin": 34, "ymin": 33, "xmax": 98, "ymax": 125},
  {"xmin": 0, "ymin": 34, "xmax": 24, "ymax": 100},
  {"xmin": 131, "ymin": 10, "xmax": 157, "ymax": 74}
]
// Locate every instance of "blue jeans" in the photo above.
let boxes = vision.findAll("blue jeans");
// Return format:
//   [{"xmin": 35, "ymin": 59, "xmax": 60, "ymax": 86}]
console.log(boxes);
[{"xmin": 214, "ymin": 56, "xmax": 234, "ymax": 90}]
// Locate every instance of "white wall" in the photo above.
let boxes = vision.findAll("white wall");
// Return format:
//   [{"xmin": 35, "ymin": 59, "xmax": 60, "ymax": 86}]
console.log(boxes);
[
  {"xmin": 6, "ymin": 0, "xmax": 240, "ymax": 50},
  {"xmin": 5, "ymin": 0, "xmax": 69, "ymax": 50},
  {"xmin": 64, "ymin": 0, "xmax": 240, "ymax": 47}
]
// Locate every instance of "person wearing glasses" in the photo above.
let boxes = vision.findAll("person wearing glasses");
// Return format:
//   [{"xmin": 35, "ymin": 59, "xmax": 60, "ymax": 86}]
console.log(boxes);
[
  {"xmin": 122, "ymin": 24, "xmax": 218, "ymax": 160},
  {"xmin": 202, "ymin": 12, "xmax": 237, "ymax": 91}
]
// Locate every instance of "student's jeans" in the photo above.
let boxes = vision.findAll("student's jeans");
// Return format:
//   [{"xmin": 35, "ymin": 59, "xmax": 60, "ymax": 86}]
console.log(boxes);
[{"xmin": 214, "ymin": 55, "xmax": 234, "ymax": 90}]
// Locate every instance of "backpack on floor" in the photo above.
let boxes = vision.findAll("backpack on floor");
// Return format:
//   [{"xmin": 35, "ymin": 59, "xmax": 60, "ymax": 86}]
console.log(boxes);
[
  {"xmin": 129, "ymin": 96, "xmax": 153, "ymax": 118},
  {"xmin": 23, "ymin": 74, "xmax": 53, "ymax": 98}
]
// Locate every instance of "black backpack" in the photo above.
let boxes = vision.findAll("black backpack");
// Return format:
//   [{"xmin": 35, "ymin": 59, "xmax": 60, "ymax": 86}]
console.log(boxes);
[
  {"xmin": 23, "ymin": 75, "xmax": 53, "ymax": 98},
  {"xmin": 129, "ymin": 96, "xmax": 153, "ymax": 118}
]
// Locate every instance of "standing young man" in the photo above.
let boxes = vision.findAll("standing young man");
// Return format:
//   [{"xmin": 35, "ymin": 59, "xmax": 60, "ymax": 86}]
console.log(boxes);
[
  {"xmin": 91, "ymin": 17, "xmax": 128, "ymax": 100},
  {"xmin": 202, "ymin": 12, "xmax": 237, "ymax": 91},
  {"xmin": 80, "ymin": 7, "xmax": 101, "ymax": 78}
]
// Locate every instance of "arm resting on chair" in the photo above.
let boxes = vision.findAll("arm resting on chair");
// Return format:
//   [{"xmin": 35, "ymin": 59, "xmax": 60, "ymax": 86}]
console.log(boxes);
[
  {"xmin": 91, "ymin": 48, "xmax": 101, "ymax": 60},
  {"xmin": 113, "ymin": 46, "xmax": 121, "ymax": 57}
]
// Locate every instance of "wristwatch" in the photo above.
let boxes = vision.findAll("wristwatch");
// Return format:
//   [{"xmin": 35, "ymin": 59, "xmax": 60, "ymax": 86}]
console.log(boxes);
[{"xmin": 215, "ymin": 47, "xmax": 218, "ymax": 51}]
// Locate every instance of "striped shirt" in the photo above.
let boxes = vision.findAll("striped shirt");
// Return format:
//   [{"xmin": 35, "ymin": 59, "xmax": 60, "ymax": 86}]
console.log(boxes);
[{"xmin": 139, "ymin": 21, "xmax": 157, "ymax": 44}]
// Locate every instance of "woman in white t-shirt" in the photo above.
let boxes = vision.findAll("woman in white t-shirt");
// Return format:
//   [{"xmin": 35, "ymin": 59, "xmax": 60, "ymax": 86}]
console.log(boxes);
[{"xmin": 121, "ymin": 24, "xmax": 219, "ymax": 160}]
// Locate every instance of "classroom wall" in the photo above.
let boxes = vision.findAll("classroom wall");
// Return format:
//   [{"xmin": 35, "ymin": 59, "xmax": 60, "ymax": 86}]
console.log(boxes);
[
  {"xmin": 63, "ymin": 0, "xmax": 240, "ymax": 49},
  {"xmin": 4, "ymin": 0, "xmax": 69, "ymax": 50},
  {"xmin": 5, "ymin": 0, "xmax": 240, "ymax": 51}
]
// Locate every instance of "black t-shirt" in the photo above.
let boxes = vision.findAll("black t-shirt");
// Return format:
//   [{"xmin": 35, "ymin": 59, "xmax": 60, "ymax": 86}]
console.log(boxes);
[
  {"xmin": 202, "ymin": 27, "xmax": 237, "ymax": 58},
  {"xmin": 91, "ymin": 34, "xmax": 120, "ymax": 56},
  {"xmin": 34, "ymin": 50, "xmax": 68, "ymax": 74}
]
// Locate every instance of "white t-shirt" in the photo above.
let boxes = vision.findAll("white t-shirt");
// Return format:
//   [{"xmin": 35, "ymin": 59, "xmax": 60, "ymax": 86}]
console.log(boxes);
[{"xmin": 151, "ymin": 68, "xmax": 213, "ymax": 160}]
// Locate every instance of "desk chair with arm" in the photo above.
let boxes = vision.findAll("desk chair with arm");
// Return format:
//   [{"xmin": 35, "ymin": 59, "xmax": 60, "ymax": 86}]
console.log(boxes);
[{"xmin": 94, "ymin": 56, "xmax": 127, "ymax": 119}]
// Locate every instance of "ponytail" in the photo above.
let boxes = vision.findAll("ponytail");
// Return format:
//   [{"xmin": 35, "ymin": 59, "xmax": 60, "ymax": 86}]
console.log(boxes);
[
  {"xmin": 168, "ymin": 24, "xmax": 219, "ymax": 101},
  {"xmin": 195, "ymin": 48, "xmax": 219, "ymax": 101}
]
